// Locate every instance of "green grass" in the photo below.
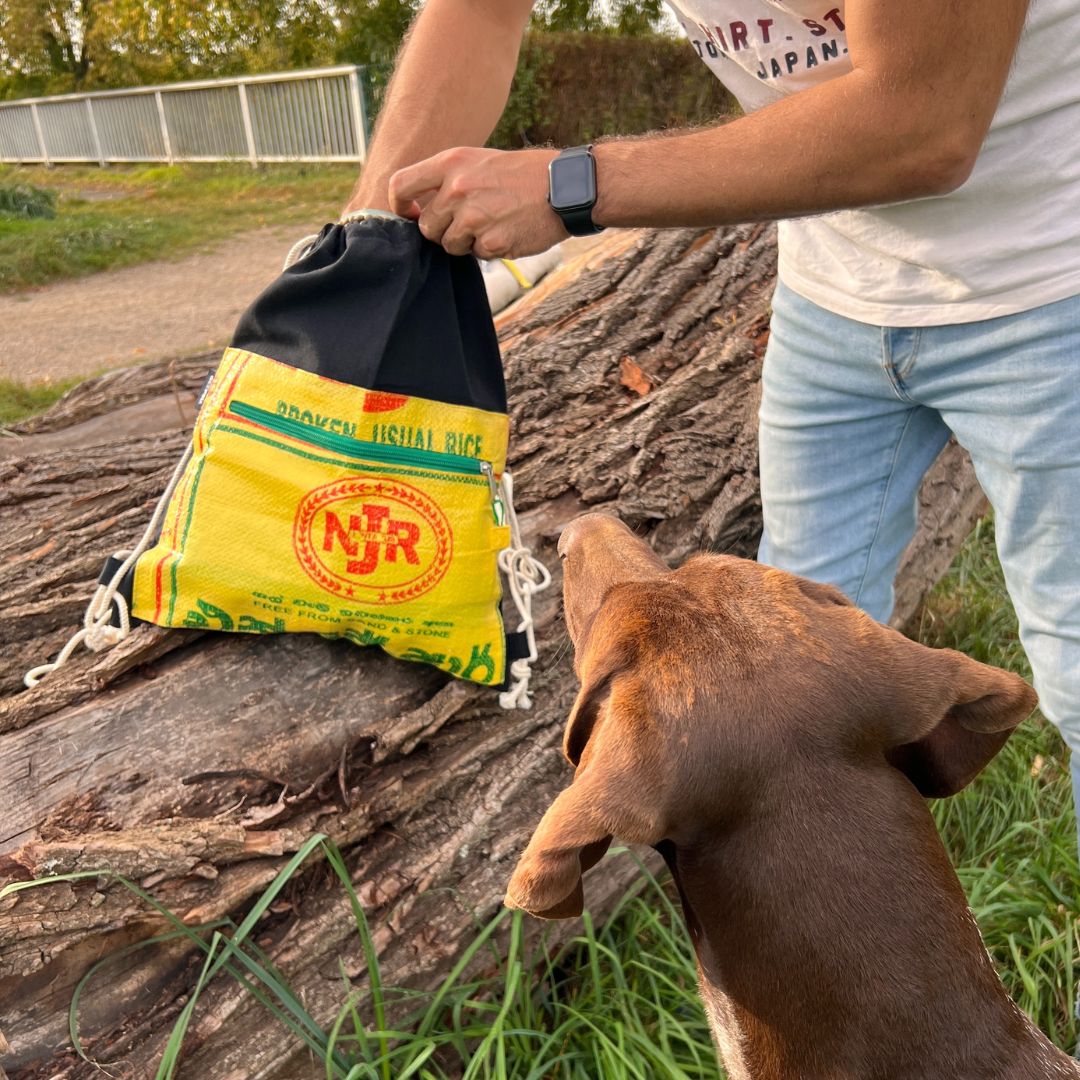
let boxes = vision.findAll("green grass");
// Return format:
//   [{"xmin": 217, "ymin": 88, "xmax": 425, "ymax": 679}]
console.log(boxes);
[
  {"xmin": 919, "ymin": 517, "xmax": 1079, "ymax": 1048},
  {"xmin": 0, "ymin": 181, "xmax": 56, "ymax": 219},
  {"xmin": 0, "ymin": 373, "xmax": 80, "ymax": 425},
  {"xmin": 0, "ymin": 162, "xmax": 357, "ymax": 292},
  {"xmin": 3, "ymin": 519, "xmax": 1076, "ymax": 1076}
]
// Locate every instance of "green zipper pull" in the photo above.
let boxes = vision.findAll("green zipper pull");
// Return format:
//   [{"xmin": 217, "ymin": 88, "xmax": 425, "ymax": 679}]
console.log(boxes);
[{"xmin": 481, "ymin": 461, "xmax": 505, "ymax": 526}]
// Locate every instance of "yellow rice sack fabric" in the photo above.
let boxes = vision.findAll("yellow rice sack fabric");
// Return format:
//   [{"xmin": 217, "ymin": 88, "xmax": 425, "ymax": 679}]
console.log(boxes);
[{"xmin": 132, "ymin": 347, "xmax": 512, "ymax": 687}]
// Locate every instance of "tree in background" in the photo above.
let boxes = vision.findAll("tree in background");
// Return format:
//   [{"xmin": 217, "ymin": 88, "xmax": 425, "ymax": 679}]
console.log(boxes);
[
  {"xmin": 0, "ymin": 0, "xmax": 672, "ymax": 99},
  {"xmin": 531, "ymin": 0, "xmax": 668, "ymax": 35},
  {"xmin": 336, "ymin": 0, "xmax": 419, "ymax": 68},
  {"xmin": 0, "ymin": 0, "xmax": 340, "ymax": 97},
  {"xmin": 0, "ymin": 0, "xmax": 95, "ymax": 95}
]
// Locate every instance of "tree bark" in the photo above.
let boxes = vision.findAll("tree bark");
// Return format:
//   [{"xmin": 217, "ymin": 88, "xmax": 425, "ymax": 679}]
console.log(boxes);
[{"xmin": 0, "ymin": 225, "xmax": 984, "ymax": 1079}]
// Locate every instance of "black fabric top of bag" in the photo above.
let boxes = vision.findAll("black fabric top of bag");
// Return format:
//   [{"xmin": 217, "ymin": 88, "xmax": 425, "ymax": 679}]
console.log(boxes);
[{"xmin": 230, "ymin": 217, "xmax": 507, "ymax": 415}]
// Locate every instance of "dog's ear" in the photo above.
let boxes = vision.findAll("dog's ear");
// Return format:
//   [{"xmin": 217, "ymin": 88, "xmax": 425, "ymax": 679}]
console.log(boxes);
[
  {"xmin": 506, "ymin": 662, "xmax": 663, "ymax": 920},
  {"xmin": 563, "ymin": 628, "xmax": 638, "ymax": 767},
  {"xmin": 882, "ymin": 639, "xmax": 1037, "ymax": 798},
  {"xmin": 503, "ymin": 775, "xmax": 618, "ymax": 920}
]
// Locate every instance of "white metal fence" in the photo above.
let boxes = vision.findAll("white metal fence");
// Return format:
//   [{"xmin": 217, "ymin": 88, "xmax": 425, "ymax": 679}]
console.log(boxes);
[{"xmin": 0, "ymin": 65, "xmax": 371, "ymax": 166}]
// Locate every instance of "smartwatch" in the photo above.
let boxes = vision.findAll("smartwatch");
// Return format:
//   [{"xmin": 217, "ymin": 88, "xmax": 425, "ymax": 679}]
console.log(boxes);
[{"xmin": 548, "ymin": 145, "xmax": 605, "ymax": 237}]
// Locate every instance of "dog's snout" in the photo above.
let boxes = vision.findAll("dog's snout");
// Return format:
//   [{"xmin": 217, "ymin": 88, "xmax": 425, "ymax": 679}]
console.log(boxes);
[
  {"xmin": 558, "ymin": 514, "xmax": 670, "ymax": 576},
  {"xmin": 557, "ymin": 516, "xmax": 601, "ymax": 565},
  {"xmin": 556, "ymin": 521, "xmax": 578, "ymax": 560},
  {"xmin": 558, "ymin": 513, "xmax": 629, "ymax": 559},
  {"xmin": 559, "ymin": 515, "xmax": 669, "ymax": 648}
]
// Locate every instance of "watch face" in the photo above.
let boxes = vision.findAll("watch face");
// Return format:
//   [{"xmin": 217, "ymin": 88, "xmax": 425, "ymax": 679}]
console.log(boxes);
[{"xmin": 551, "ymin": 153, "xmax": 596, "ymax": 211}]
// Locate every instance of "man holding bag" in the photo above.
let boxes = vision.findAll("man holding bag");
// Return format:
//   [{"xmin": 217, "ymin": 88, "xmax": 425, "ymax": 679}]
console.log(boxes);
[{"xmin": 346, "ymin": 0, "xmax": 1080, "ymax": 846}]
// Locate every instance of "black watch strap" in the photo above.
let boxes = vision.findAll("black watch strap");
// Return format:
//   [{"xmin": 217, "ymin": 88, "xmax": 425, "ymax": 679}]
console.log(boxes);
[
  {"xmin": 559, "ymin": 204, "xmax": 604, "ymax": 237},
  {"xmin": 549, "ymin": 145, "xmax": 605, "ymax": 237}
]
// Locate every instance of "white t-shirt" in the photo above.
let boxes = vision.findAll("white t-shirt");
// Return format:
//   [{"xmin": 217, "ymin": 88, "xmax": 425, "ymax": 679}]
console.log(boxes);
[{"xmin": 663, "ymin": 0, "xmax": 1080, "ymax": 325}]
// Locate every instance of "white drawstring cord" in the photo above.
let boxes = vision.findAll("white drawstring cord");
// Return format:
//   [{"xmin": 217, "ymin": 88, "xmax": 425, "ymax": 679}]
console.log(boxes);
[
  {"xmin": 23, "ymin": 442, "xmax": 194, "ymax": 689},
  {"xmin": 282, "ymin": 233, "xmax": 320, "ymax": 271},
  {"xmin": 497, "ymin": 471, "xmax": 552, "ymax": 710},
  {"xmin": 283, "ymin": 210, "xmax": 411, "ymax": 271},
  {"xmin": 340, "ymin": 209, "xmax": 408, "ymax": 226}
]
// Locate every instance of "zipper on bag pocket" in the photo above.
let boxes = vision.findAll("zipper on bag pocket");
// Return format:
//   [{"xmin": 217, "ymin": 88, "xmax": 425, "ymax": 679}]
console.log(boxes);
[{"xmin": 227, "ymin": 399, "xmax": 505, "ymax": 522}]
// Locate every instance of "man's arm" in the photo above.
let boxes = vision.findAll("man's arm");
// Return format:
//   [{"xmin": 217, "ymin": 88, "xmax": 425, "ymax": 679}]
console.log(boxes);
[
  {"xmin": 344, "ymin": 0, "xmax": 535, "ymax": 214},
  {"xmin": 590, "ymin": 0, "xmax": 1030, "ymax": 227},
  {"xmin": 390, "ymin": 0, "xmax": 1030, "ymax": 256}
]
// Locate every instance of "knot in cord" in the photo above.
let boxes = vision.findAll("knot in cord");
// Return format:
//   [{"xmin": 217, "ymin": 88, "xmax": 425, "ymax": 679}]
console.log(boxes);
[
  {"xmin": 24, "ymin": 443, "xmax": 194, "ymax": 689},
  {"xmin": 497, "ymin": 471, "xmax": 552, "ymax": 710}
]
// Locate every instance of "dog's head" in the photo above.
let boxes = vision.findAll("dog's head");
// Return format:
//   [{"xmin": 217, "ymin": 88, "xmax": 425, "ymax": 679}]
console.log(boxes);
[{"xmin": 505, "ymin": 514, "xmax": 1036, "ymax": 919}]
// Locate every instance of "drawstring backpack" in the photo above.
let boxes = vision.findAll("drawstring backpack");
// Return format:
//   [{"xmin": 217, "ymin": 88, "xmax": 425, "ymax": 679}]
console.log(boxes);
[{"xmin": 26, "ymin": 210, "xmax": 551, "ymax": 708}]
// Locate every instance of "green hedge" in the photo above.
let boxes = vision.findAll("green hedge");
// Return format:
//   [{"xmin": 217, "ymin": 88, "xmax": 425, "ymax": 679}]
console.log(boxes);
[
  {"xmin": 493, "ymin": 32, "xmax": 737, "ymax": 147},
  {"xmin": 366, "ymin": 32, "xmax": 737, "ymax": 150}
]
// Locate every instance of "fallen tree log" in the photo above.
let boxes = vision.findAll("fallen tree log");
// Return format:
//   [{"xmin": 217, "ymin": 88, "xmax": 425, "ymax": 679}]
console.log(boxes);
[{"xmin": 0, "ymin": 225, "xmax": 986, "ymax": 1079}]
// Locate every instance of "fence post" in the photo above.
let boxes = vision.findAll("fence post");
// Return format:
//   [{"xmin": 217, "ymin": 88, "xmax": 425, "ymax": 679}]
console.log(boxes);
[
  {"xmin": 349, "ymin": 67, "xmax": 368, "ymax": 163},
  {"xmin": 84, "ymin": 97, "xmax": 106, "ymax": 167},
  {"xmin": 237, "ymin": 82, "xmax": 258, "ymax": 168},
  {"xmin": 29, "ymin": 103, "xmax": 50, "ymax": 166},
  {"xmin": 154, "ymin": 90, "xmax": 174, "ymax": 164}
]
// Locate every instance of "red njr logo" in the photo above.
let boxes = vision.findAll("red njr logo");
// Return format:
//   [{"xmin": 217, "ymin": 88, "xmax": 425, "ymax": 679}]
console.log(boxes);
[
  {"xmin": 322, "ymin": 505, "xmax": 421, "ymax": 575},
  {"xmin": 294, "ymin": 478, "xmax": 453, "ymax": 604}
]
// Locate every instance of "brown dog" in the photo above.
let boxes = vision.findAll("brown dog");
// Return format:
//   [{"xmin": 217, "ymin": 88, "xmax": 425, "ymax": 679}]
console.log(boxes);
[{"xmin": 506, "ymin": 514, "xmax": 1079, "ymax": 1080}]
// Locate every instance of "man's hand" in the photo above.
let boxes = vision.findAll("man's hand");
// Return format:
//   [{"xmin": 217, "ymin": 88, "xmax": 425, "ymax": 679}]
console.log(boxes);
[{"xmin": 389, "ymin": 147, "xmax": 568, "ymax": 259}]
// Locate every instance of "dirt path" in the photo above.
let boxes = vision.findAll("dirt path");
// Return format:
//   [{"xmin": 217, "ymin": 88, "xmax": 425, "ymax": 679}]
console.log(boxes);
[
  {"xmin": 0, "ymin": 223, "xmax": 305, "ymax": 385},
  {"xmin": 0, "ymin": 229, "xmax": 605, "ymax": 387}
]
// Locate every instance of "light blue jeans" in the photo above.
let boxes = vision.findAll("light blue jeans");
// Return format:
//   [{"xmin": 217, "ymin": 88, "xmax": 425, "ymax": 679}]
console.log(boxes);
[{"xmin": 757, "ymin": 280, "xmax": 1080, "ymax": 853}]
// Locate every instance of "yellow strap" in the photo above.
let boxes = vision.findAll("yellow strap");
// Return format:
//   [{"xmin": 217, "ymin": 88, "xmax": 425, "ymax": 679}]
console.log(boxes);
[{"xmin": 500, "ymin": 259, "xmax": 534, "ymax": 290}]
